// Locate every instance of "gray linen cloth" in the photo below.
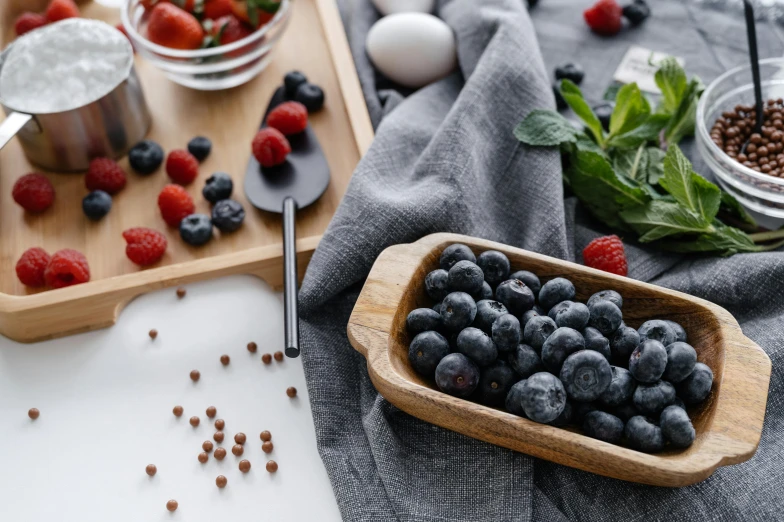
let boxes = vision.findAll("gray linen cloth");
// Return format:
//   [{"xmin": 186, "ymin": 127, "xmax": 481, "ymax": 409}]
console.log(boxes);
[{"xmin": 298, "ymin": 1, "xmax": 784, "ymax": 520}]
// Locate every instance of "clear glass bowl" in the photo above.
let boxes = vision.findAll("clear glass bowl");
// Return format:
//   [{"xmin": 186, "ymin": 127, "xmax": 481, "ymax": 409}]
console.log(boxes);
[
  {"xmin": 120, "ymin": 0, "xmax": 291, "ymax": 90},
  {"xmin": 696, "ymin": 58, "xmax": 784, "ymax": 218}
]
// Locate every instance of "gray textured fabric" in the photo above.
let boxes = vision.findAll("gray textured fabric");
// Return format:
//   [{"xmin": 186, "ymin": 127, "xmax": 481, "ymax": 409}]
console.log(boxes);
[{"xmin": 299, "ymin": 1, "xmax": 784, "ymax": 520}]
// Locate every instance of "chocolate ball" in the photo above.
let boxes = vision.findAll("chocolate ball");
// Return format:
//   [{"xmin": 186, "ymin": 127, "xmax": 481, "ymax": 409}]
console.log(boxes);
[
  {"xmin": 146, "ymin": 464, "xmax": 157, "ymax": 476},
  {"xmin": 190, "ymin": 416, "xmax": 200, "ymax": 427},
  {"xmin": 203, "ymin": 440, "xmax": 214, "ymax": 452},
  {"xmin": 274, "ymin": 351, "xmax": 284, "ymax": 362},
  {"xmin": 239, "ymin": 459, "xmax": 251, "ymax": 473},
  {"xmin": 234, "ymin": 432, "xmax": 247, "ymax": 445},
  {"xmin": 173, "ymin": 405, "xmax": 184, "ymax": 417},
  {"xmin": 176, "ymin": 287, "xmax": 186, "ymax": 298},
  {"xmin": 260, "ymin": 430, "xmax": 272, "ymax": 442},
  {"xmin": 286, "ymin": 387, "xmax": 297, "ymax": 398},
  {"xmin": 220, "ymin": 355, "xmax": 230, "ymax": 365},
  {"xmin": 190, "ymin": 370, "xmax": 200, "ymax": 382},
  {"xmin": 198, "ymin": 452, "xmax": 209, "ymax": 463},
  {"xmin": 216, "ymin": 475, "xmax": 227, "ymax": 488},
  {"xmin": 214, "ymin": 431, "xmax": 225, "ymax": 443},
  {"xmin": 149, "ymin": 329, "xmax": 158, "ymax": 340},
  {"xmin": 247, "ymin": 342, "xmax": 257, "ymax": 353},
  {"xmin": 232, "ymin": 444, "xmax": 244, "ymax": 456},
  {"xmin": 214, "ymin": 447, "xmax": 227, "ymax": 460},
  {"xmin": 261, "ymin": 353, "xmax": 272, "ymax": 365},
  {"xmin": 28, "ymin": 408, "xmax": 39, "ymax": 420},
  {"xmin": 266, "ymin": 461, "xmax": 278, "ymax": 473},
  {"xmin": 262, "ymin": 441, "xmax": 273, "ymax": 453},
  {"xmin": 215, "ymin": 419, "xmax": 225, "ymax": 430},
  {"xmin": 166, "ymin": 500, "xmax": 178, "ymax": 512},
  {"xmin": 206, "ymin": 406, "xmax": 217, "ymax": 418}
]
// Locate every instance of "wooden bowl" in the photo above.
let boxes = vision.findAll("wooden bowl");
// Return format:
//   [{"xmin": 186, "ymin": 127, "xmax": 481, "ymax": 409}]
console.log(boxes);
[{"xmin": 347, "ymin": 233, "xmax": 771, "ymax": 487}]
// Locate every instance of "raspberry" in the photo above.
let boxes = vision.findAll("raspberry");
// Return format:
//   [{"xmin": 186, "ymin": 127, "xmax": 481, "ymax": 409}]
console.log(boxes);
[
  {"xmin": 16, "ymin": 247, "xmax": 51, "ymax": 287},
  {"xmin": 85, "ymin": 158, "xmax": 127, "ymax": 194},
  {"xmin": 267, "ymin": 102, "xmax": 308, "ymax": 136},
  {"xmin": 146, "ymin": 3, "xmax": 204, "ymax": 50},
  {"xmin": 583, "ymin": 235, "xmax": 628, "ymax": 276},
  {"xmin": 123, "ymin": 227, "xmax": 168, "ymax": 266},
  {"xmin": 44, "ymin": 249, "xmax": 90, "ymax": 289},
  {"xmin": 45, "ymin": 0, "xmax": 81, "ymax": 23},
  {"xmin": 12, "ymin": 173, "xmax": 55, "ymax": 213},
  {"xmin": 204, "ymin": 0, "xmax": 234, "ymax": 19},
  {"xmin": 583, "ymin": 0, "xmax": 622, "ymax": 36},
  {"xmin": 158, "ymin": 184, "xmax": 195, "ymax": 227},
  {"xmin": 252, "ymin": 128, "xmax": 291, "ymax": 167},
  {"xmin": 14, "ymin": 12, "xmax": 48, "ymax": 36},
  {"xmin": 166, "ymin": 149, "xmax": 200, "ymax": 185}
]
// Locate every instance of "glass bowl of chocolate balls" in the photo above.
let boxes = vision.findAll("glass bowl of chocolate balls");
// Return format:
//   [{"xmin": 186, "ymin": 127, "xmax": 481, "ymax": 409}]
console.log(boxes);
[{"xmin": 697, "ymin": 57, "xmax": 784, "ymax": 217}]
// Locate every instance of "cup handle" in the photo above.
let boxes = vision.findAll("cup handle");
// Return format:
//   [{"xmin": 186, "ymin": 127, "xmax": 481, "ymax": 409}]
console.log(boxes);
[{"xmin": 0, "ymin": 112, "xmax": 33, "ymax": 151}]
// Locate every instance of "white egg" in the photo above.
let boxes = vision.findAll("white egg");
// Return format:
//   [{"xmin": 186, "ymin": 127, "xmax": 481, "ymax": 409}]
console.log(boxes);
[
  {"xmin": 371, "ymin": 0, "xmax": 435, "ymax": 16},
  {"xmin": 366, "ymin": 13, "xmax": 457, "ymax": 89}
]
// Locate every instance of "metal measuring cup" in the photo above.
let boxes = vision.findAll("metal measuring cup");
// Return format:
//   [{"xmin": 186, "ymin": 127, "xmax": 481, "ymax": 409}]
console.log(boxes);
[{"xmin": 0, "ymin": 19, "xmax": 151, "ymax": 172}]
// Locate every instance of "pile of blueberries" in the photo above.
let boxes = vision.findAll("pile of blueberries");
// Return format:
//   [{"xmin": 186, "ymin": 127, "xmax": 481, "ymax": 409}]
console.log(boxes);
[{"xmin": 407, "ymin": 244, "xmax": 714, "ymax": 453}]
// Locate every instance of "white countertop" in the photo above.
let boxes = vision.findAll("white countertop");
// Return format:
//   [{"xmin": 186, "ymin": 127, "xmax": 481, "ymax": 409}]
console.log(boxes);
[{"xmin": 0, "ymin": 275, "xmax": 342, "ymax": 522}]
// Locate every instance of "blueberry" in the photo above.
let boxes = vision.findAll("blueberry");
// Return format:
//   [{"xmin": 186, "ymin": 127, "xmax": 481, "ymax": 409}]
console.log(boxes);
[
  {"xmin": 593, "ymin": 103, "xmax": 614, "ymax": 132},
  {"xmin": 549, "ymin": 301, "xmax": 590, "ymax": 330},
  {"xmin": 611, "ymin": 325, "xmax": 640, "ymax": 360},
  {"xmin": 622, "ymin": 0, "xmax": 651, "ymax": 26},
  {"xmin": 541, "ymin": 327, "xmax": 585, "ymax": 373},
  {"xmin": 533, "ymin": 304, "xmax": 546, "ymax": 315},
  {"xmin": 508, "ymin": 343, "xmax": 542, "ymax": 378},
  {"xmin": 440, "ymin": 292, "xmax": 477, "ymax": 331},
  {"xmin": 505, "ymin": 380, "xmax": 527, "ymax": 417},
  {"xmin": 548, "ymin": 400, "xmax": 575, "ymax": 427},
  {"xmin": 492, "ymin": 314, "xmax": 521, "ymax": 353},
  {"xmin": 587, "ymin": 300, "xmax": 622, "ymax": 337},
  {"xmin": 553, "ymin": 84, "xmax": 568, "ymax": 111},
  {"xmin": 179, "ymin": 214, "xmax": 213, "ymax": 246},
  {"xmin": 128, "ymin": 139, "xmax": 164, "ymax": 175},
  {"xmin": 472, "ymin": 281, "xmax": 494, "ymax": 301},
  {"xmin": 495, "ymin": 279, "xmax": 535, "ymax": 315},
  {"xmin": 202, "ymin": 172, "xmax": 233, "ymax": 203},
  {"xmin": 538, "ymin": 277, "xmax": 576, "ymax": 311},
  {"xmin": 554, "ymin": 63, "xmax": 585, "ymax": 85},
  {"xmin": 582, "ymin": 326, "xmax": 611, "ymax": 362},
  {"xmin": 456, "ymin": 327, "xmax": 497, "ymax": 367},
  {"xmin": 521, "ymin": 372, "xmax": 566, "ymax": 423},
  {"xmin": 211, "ymin": 199, "xmax": 245, "ymax": 232},
  {"xmin": 473, "ymin": 299, "xmax": 508, "ymax": 333},
  {"xmin": 664, "ymin": 319, "xmax": 688, "ymax": 343},
  {"xmin": 676, "ymin": 362, "xmax": 713, "ymax": 404},
  {"xmin": 629, "ymin": 339, "xmax": 668, "ymax": 383},
  {"xmin": 663, "ymin": 341, "xmax": 697, "ymax": 383},
  {"xmin": 660, "ymin": 404, "xmax": 695, "ymax": 448},
  {"xmin": 598, "ymin": 366, "xmax": 635, "ymax": 407},
  {"xmin": 82, "ymin": 190, "xmax": 112, "ymax": 220},
  {"xmin": 447, "ymin": 260, "xmax": 484, "ymax": 294},
  {"xmin": 613, "ymin": 403, "xmax": 640, "ymax": 422},
  {"xmin": 510, "ymin": 270, "xmax": 541, "ymax": 296},
  {"xmin": 587, "ymin": 289, "xmax": 623, "ymax": 309},
  {"xmin": 432, "ymin": 301, "xmax": 443, "ymax": 314},
  {"xmin": 625, "ymin": 416, "xmax": 664, "ymax": 453},
  {"xmin": 583, "ymin": 411, "xmax": 624, "ymax": 444},
  {"xmin": 295, "ymin": 83, "xmax": 325, "ymax": 113},
  {"xmin": 425, "ymin": 269, "xmax": 450, "ymax": 301},
  {"xmin": 477, "ymin": 360, "xmax": 518, "ymax": 406},
  {"xmin": 406, "ymin": 308, "xmax": 443, "ymax": 335},
  {"xmin": 523, "ymin": 315, "xmax": 557, "ymax": 351},
  {"xmin": 559, "ymin": 350, "xmax": 612, "ymax": 402},
  {"xmin": 187, "ymin": 136, "xmax": 211, "ymax": 162},
  {"xmin": 476, "ymin": 250, "xmax": 510, "ymax": 286},
  {"xmin": 573, "ymin": 401, "xmax": 599, "ymax": 424},
  {"xmin": 408, "ymin": 331, "xmax": 449, "ymax": 376},
  {"xmin": 284, "ymin": 70, "xmax": 308, "ymax": 99},
  {"xmin": 638, "ymin": 319, "xmax": 676, "ymax": 347},
  {"xmin": 439, "ymin": 243, "xmax": 476, "ymax": 271},
  {"xmin": 435, "ymin": 353, "xmax": 480, "ymax": 398},
  {"xmin": 521, "ymin": 309, "xmax": 540, "ymax": 328},
  {"xmin": 633, "ymin": 380, "xmax": 675, "ymax": 415}
]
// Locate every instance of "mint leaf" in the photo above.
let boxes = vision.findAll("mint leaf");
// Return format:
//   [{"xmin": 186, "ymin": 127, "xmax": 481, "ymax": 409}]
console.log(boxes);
[
  {"xmin": 513, "ymin": 110, "xmax": 578, "ymax": 147},
  {"xmin": 719, "ymin": 191, "xmax": 757, "ymax": 228},
  {"xmin": 609, "ymin": 83, "xmax": 651, "ymax": 137},
  {"xmin": 646, "ymin": 147, "xmax": 666, "ymax": 185},
  {"xmin": 663, "ymin": 77, "xmax": 704, "ymax": 145},
  {"xmin": 655, "ymin": 57, "xmax": 687, "ymax": 115},
  {"xmin": 606, "ymin": 113, "xmax": 669, "ymax": 149},
  {"xmin": 560, "ymin": 80, "xmax": 605, "ymax": 146},
  {"xmin": 658, "ymin": 225, "xmax": 760, "ymax": 255},
  {"xmin": 659, "ymin": 145, "xmax": 720, "ymax": 223},
  {"xmin": 573, "ymin": 133, "xmax": 606, "ymax": 155},
  {"xmin": 613, "ymin": 145, "xmax": 649, "ymax": 182},
  {"xmin": 620, "ymin": 200, "xmax": 711, "ymax": 242}
]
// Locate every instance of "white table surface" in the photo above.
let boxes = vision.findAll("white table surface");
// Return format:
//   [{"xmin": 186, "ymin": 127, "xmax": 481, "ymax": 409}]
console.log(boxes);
[{"xmin": 0, "ymin": 275, "xmax": 342, "ymax": 522}]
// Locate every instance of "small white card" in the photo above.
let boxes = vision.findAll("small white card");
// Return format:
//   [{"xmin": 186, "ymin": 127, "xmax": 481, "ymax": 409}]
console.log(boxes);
[{"xmin": 613, "ymin": 46, "xmax": 685, "ymax": 94}]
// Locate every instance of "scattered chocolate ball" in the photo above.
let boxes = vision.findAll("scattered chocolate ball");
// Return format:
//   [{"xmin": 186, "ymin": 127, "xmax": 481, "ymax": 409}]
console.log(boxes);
[
  {"xmin": 239, "ymin": 459, "xmax": 251, "ymax": 473},
  {"xmin": 220, "ymin": 354, "xmax": 230, "ymax": 365},
  {"xmin": 266, "ymin": 461, "xmax": 278, "ymax": 473},
  {"xmin": 176, "ymin": 287, "xmax": 186, "ymax": 298},
  {"xmin": 274, "ymin": 351, "xmax": 284, "ymax": 362},
  {"xmin": 214, "ymin": 431, "xmax": 225, "ymax": 443},
  {"xmin": 206, "ymin": 406, "xmax": 216, "ymax": 418},
  {"xmin": 214, "ymin": 447, "xmax": 227, "ymax": 460},
  {"xmin": 262, "ymin": 441, "xmax": 273, "ymax": 453},
  {"xmin": 216, "ymin": 475, "xmax": 227, "ymax": 488},
  {"xmin": 261, "ymin": 353, "xmax": 272, "ymax": 365},
  {"xmin": 234, "ymin": 432, "xmax": 247, "ymax": 445},
  {"xmin": 149, "ymin": 329, "xmax": 158, "ymax": 340},
  {"xmin": 260, "ymin": 430, "xmax": 271, "ymax": 442},
  {"xmin": 202, "ymin": 440, "xmax": 214, "ymax": 452},
  {"xmin": 145, "ymin": 464, "xmax": 157, "ymax": 477},
  {"xmin": 28, "ymin": 408, "xmax": 39, "ymax": 420},
  {"xmin": 190, "ymin": 416, "xmax": 200, "ymax": 427},
  {"xmin": 173, "ymin": 405, "xmax": 184, "ymax": 417},
  {"xmin": 166, "ymin": 500, "xmax": 178, "ymax": 512},
  {"xmin": 190, "ymin": 370, "xmax": 200, "ymax": 382},
  {"xmin": 215, "ymin": 419, "xmax": 225, "ymax": 430},
  {"xmin": 198, "ymin": 452, "xmax": 209, "ymax": 463},
  {"xmin": 232, "ymin": 444, "xmax": 244, "ymax": 456},
  {"xmin": 286, "ymin": 387, "xmax": 297, "ymax": 398},
  {"xmin": 247, "ymin": 342, "xmax": 257, "ymax": 353}
]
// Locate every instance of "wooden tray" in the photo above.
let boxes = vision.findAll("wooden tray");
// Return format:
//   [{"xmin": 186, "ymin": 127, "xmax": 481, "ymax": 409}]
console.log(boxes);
[
  {"xmin": 347, "ymin": 233, "xmax": 771, "ymax": 487},
  {"xmin": 0, "ymin": 0, "xmax": 373, "ymax": 342}
]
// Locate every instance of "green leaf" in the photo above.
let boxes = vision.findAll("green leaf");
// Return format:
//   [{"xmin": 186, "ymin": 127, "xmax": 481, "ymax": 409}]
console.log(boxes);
[
  {"xmin": 247, "ymin": 4, "xmax": 259, "ymax": 26},
  {"xmin": 663, "ymin": 77, "xmax": 705, "ymax": 145},
  {"xmin": 573, "ymin": 133, "xmax": 606, "ymax": 155},
  {"xmin": 560, "ymin": 80, "xmax": 605, "ymax": 146},
  {"xmin": 620, "ymin": 200, "xmax": 712, "ymax": 242},
  {"xmin": 646, "ymin": 147, "xmax": 666, "ymax": 184},
  {"xmin": 655, "ymin": 57, "xmax": 688, "ymax": 115},
  {"xmin": 513, "ymin": 110, "xmax": 578, "ymax": 147},
  {"xmin": 719, "ymin": 191, "xmax": 757, "ymax": 228},
  {"xmin": 613, "ymin": 145, "xmax": 649, "ymax": 182},
  {"xmin": 252, "ymin": 0, "xmax": 283, "ymax": 14},
  {"xmin": 606, "ymin": 113, "xmax": 669, "ymax": 149},
  {"xmin": 657, "ymin": 225, "xmax": 760, "ymax": 255},
  {"xmin": 609, "ymin": 83, "xmax": 651, "ymax": 137},
  {"xmin": 659, "ymin": 145, "xmax": 720, "ymax": 223}
]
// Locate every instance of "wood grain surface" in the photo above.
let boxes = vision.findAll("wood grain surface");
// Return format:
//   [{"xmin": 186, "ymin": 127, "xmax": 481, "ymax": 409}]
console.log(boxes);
[
  {"xmin": 347, "ymin": 233, "xmax": 771, "ymax": 487},
  {"xmin": 0, "ymin": 0, "xmax": 373, "ymax": 341}
]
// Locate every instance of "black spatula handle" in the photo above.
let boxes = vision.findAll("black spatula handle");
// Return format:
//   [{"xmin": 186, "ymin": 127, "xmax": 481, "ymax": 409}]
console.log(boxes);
[{"xmin": 283, "ymin": 196, "xmax": 300, "ymax": 358}]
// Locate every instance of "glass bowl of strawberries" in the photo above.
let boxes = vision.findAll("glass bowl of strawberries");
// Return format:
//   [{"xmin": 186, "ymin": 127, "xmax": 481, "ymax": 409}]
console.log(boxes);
[{"xmin": 121, "ymin": 0, "xmax": 290, "ymax": 90}]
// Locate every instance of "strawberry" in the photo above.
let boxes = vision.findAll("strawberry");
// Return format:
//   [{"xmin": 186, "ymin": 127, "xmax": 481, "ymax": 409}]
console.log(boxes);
[
  {"xmin": 211, "ymin": 14, "xmax": 253, "ymax": 56},
  {"xmin": 204, "ymin": 0, "xmax": 234, "ymax": 19},
  {"xmin": 231, "ymin": 0, "xmax": 281, "ymax": 28},
  {"xmin": 146, "ymin": 3, "xmax": 205, "ymax": 50},
  {"xmin": 45, "ymin": 0, "xmax": 81, "ymax": 23},
  {"xmin": 583, "ymin": 0, "xmax": 623, "ymax": 36},
  {"xmin": 14, "ymin": 12, "xmax": 48, "ymax": 37}
]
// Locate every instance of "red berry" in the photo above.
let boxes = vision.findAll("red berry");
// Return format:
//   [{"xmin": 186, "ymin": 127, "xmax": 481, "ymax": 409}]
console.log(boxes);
[
  {"xmin": 204, "ymin": 0, "xmax": 235, "ymax": 20},
  {"xmin": 166, "ymin": 149, "xmax": 200, "ymax": 185},
  {"xmin": 123, "ymin": 227, "xmax": 168, "ymax": 266},
  {"xmin": 44, "ymin": 249, "xmax": 90, "ymax": 289},
  {"xmin": 267, "ymin": 102, "xmax": 308, "ymax": 136},
  {"xmin": 14, "ymin": 12, "xmax": 48, "ymax": 36},
  {"xmin": 583, "ymin": 0, "xmax": 623, "ymax": 36},
  {"xmin": 85, "ymin": 158, "xmax": 127, "ymax": 195},
  {"xmin": 12, "ymin": 173, "xmax": 55, "ymax": 213},
  {"xmin": 583, "ymin": 235, "xmax": 628, "ymax": 276},
  {"xmin": 252, "ymin": 128, "xmax": 291, "ymax": 168},
  {"xmin": 15, "ymin": 247, "xmax": 51, "ymax": 287},
  {"xmin": 158, "ymin": 184, "xmax": 195, "ymax": 227},
  {"xmin": 146, "ymin": 3, "xmax": 204, "ymax": 50},
  {"xmin": 211, "ymin": 14, "xmax": 253, "ymax": 57},
  {"xmin": 45, "ymin": 0, "xmax": 81, "ymax": 23}
]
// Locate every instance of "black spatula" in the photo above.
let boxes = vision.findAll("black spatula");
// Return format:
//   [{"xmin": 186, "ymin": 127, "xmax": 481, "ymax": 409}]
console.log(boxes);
[{"xmin": 244, "ymin": 86, "xmax": 330, "ymax": 358}]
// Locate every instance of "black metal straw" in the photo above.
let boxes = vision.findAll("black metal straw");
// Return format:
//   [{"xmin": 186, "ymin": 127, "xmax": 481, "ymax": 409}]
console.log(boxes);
[{"xmin": 744, "ymin": 0, "xmax": 763, "ymax": 134}]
